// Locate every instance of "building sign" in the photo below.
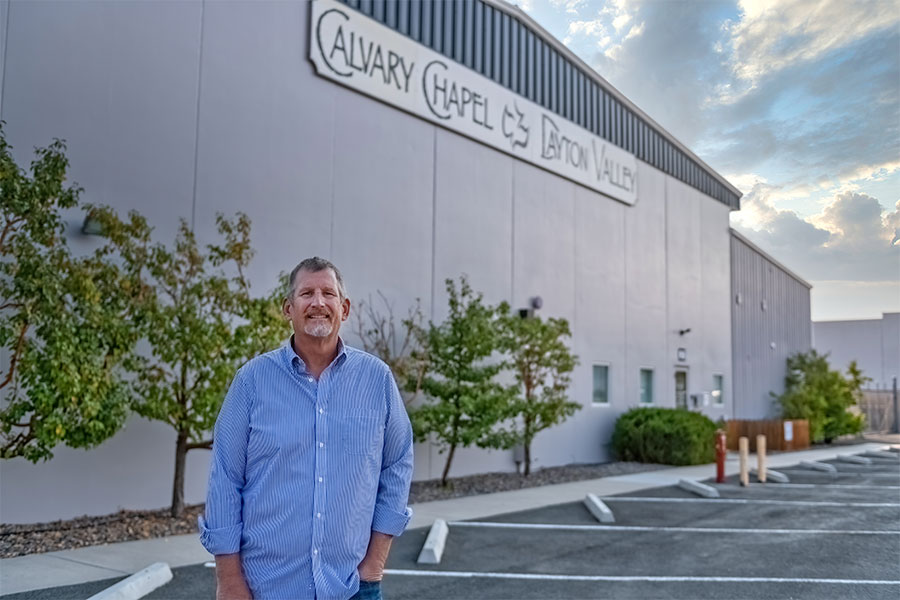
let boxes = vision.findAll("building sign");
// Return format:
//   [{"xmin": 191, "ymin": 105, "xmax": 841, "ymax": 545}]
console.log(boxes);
[{"xmin": 309, "ymin": 0, "xmax": 638, "ymax": 205}]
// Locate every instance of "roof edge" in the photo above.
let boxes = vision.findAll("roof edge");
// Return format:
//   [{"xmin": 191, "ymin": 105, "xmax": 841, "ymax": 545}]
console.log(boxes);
[
  {"xmin": 489, "ymin": 0, "xmax": 743, "ymax": 200},
  {"xmin": 730, "ymin": 228, "xmax": 812, "ymax": 289}
]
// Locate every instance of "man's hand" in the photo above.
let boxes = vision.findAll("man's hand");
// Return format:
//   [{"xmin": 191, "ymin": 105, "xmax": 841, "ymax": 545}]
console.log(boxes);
[
  {"xmin": 215, "ymin": 554, "xmax": 252, "ymax": 600},
  {"xmin": 358, "ymin": 531, "xmax": 393, "ymax": 582}
]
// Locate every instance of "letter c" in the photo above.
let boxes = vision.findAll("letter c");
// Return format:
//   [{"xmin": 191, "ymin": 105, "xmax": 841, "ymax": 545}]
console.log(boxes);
[
  {"xmin": 316, "ymin": 8, "xmax": 353, "ymax": 77},
  {"xmin": 422, "ymin": 60, "xmax": 451, "ymax": 120}
]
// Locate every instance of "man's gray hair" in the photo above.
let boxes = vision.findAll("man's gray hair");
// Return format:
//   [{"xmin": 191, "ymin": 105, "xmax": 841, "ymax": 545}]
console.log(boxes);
[{"xmin": 288, "ymin": 257, "xmax": 347, "ymax": 299}]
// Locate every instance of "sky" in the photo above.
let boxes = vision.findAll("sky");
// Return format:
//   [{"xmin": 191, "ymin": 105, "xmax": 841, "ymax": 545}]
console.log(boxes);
[{"xmin": 513, "ymin": 0, "xmax": 899, "ymax": 322}]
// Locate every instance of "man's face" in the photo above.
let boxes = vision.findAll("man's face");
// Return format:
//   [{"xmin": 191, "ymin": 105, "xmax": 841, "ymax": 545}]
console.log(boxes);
[{"xmin": 283, "ymin": 268, "xmax": 350, "ymax": 342}]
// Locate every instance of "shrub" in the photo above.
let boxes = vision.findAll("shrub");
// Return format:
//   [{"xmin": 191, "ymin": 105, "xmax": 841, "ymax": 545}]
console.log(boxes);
[
  {"xmin": 612, "ymin": 407, "xmax": 717, "ymax": 465},
  {"xmin": 775, "ymin": 350, "xmax": 866, "ymax": 443}
]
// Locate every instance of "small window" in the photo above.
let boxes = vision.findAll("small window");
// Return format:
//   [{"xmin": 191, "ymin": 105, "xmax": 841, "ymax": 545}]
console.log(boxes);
[
  {"xmin": 712, "ymin": 374, "xmax": 724, "ymax": 405},
  {"xmin": 592, "ymin": 365, "xmax": 609, "ymax": 405},
  {"xmin": 640, "ymin": 369, "xmax": 654, "ymax": 404}
]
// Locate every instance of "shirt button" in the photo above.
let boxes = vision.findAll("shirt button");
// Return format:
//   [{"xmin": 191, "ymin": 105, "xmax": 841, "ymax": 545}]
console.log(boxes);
[
  {"xmin": 313, "ymin": 549, "xmax": 318, "ymax": 555},
  {"xmin": 318, "ymin": 477, "xmax": 323, "ymax": 482},
  {"xmin": 319, "ymin": 442, "xmax": 324, "ymax": 448},
  {"xmin": 316, "ymin": 512, "xmax": 322, "ymax": 518},
  {"xmin": 319, "ymin": 408, "xmax": 324, "ymax": 414},
  {"xmin": 307, "ymin": 377, "xmax": 314, "ymax": 383}
]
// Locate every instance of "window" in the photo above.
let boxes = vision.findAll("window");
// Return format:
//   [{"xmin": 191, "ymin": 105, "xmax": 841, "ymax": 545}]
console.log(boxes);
[
  {"xmin": 592, "ymin": 365, "xmax": 609, "ymax": 405},
  {"xmin": 640, "ymin": 369, "xmax": 654, "ymax": 404},
  {"xmin": 712, "ymin": 374, "xmax": 724, "ymax": 405}
]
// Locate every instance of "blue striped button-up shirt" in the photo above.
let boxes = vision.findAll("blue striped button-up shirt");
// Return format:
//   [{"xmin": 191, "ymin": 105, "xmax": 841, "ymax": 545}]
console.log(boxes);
[{"xmin": 199, "ymin": 340, "xmax": 414, "ymax": 600}]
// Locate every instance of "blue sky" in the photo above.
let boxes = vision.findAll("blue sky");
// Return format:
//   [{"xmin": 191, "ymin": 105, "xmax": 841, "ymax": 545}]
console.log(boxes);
[{"xmin": 514, "ymin": 0, "xmax": 899, "ymax": 321}]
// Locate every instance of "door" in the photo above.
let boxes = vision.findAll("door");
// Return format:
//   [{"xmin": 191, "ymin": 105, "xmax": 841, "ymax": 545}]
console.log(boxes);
[{"xmin": 675, "ymin": 370, "xmax": 687, "ymax": 409}]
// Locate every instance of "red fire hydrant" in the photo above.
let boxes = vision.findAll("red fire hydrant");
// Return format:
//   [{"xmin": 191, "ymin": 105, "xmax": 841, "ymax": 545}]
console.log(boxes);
[{"xmin": 715, "ymin": 429, "xmax": 727, "ymax": 483}]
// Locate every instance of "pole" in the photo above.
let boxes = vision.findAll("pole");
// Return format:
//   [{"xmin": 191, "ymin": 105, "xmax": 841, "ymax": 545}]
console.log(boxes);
[
  {"xmin": 739, "ymin": 436, "xmax": 749, "ymax": 487},
  {"xmin": 756, "ymin": 434, "xmax": 766, "ymax": 483},
  {"xmin": 715, "ymin": 429, "xmax": 727, "ymax": 483},
  {"xmin": 893, "ymin": 377, "xmax": 899, "ymax": 434}
]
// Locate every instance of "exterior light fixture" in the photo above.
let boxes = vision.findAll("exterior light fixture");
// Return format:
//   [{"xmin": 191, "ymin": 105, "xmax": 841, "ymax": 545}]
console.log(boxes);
[{"xmin": 81, "ymin": 211, "xmax": 104, "ymax": 236}]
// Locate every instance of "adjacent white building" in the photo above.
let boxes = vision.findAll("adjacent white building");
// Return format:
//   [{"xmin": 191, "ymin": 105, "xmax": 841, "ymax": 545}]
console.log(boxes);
[
  {"xmin": 0, "ymin": 0, "xmax": 771, "ymax": 524},
  {"xmin": 813, "ymin": 313, "xmax": 900, "ymax": 389}
]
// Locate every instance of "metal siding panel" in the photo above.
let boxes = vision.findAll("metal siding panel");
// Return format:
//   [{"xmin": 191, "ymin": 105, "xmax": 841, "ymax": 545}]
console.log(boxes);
[
  {"xmin": 444, "ymin": 0, "xmax": 454, "ymax": 59},
  {"xmin": 527, "ymin": 29, "xmax": 535, "ymax": 101},
  {"xmin": 384, "ymin": 0, "xmax": 396, "ymax": 27},
  {"xmin": 492, "ymin": 6, "xmax": 501, "ymax": 83},
  {"xmin": 359, "ymin": 0, "xmax": 372, "ymax": 15},
  {"xmin": 454, "ymin": 0, "xmax": 465, "ymax": 64},
  {"xmin": 541, "ymin": 41, "xmax": 549, "ymax": 107},
  {"xmin": 502, "ymin": 12, "xmax": 512, "ymax": 89},
  {"xmin": 462, "ymin": 0, "xmax": 473, "ymax": 68},
  {"xmin": 518, "ymin": 24, "xmax": 527, "ymax": 96},
  {"xmin": 421, "ymin": 0, "xmax": 432, "ymax": 47},
  {"xmin": 372, "ymin": 0, "xmax": 384, "ymax": 21},
  {"xmin": 431, "ymin": 0, "xmax": 442, "ymax": 53},
  {"xmin": 409, "ymin": 0, "xmax": 421, "ymax": 41},
  {"xmin": 473, "ymin": 0, "xmax": 482, "ymax": 73},
  {"xmin": 397, "ymin": 0, "xmax": 409, "ymax": 35}
]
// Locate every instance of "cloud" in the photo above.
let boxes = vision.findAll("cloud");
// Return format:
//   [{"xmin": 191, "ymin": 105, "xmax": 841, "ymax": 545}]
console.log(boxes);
[
  {"xmin": 550, "ymin": 0, "xmax": 588, "ymax": 15},
  {"xmin": 724, "ymin": 0, "xmax": 900, "ymax": 92},
  {"xmin": 733, "ymin": 188, "xmax": 900, "ymax": 281}
]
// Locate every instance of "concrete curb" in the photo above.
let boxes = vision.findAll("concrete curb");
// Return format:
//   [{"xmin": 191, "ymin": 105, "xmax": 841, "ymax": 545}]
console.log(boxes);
[
  {"xmin": 863, "ymin": 450, "xmax": 900, "ymax": 460},
  {"xmin": 584, "ymin": 493, "xmax": 615, "ymax": 523},
  {"xmin": 799, "ymin": 460, "xmax": 837, "ymax": 473},
  {"xmin": 677, "ymin": 479, "xmax": 719, "ymax": 498},
  {"xmin": 751, "ymin": 469, "xmax": 789, "ymax": 483},
  {"xmin": 417, "ymin": 519, "xmax": 449, "ymax": 565},
  {"xmin": 837, "ymin": 454, "xmax": 872, "ymax": 465},
  {"xmin": 85, "ymin": 562, "xmax": 172, "ymax": 600}
]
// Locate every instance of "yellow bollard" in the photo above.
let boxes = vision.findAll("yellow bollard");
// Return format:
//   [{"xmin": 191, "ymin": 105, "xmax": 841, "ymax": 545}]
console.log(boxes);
[
  {"xmin": 757, "ymin": 434, "xmax": 767, "ymax": 483},
  {"xmin": 739, "ymin": 436, "xmax": 749, "ymax": 487}
]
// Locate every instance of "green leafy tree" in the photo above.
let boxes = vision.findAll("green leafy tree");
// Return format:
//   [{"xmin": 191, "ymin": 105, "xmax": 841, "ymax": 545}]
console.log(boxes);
[
  {"xmin": 411, "ymin": 277, "xmax": 516, "ymax": 486},
  {"xmin": 127, "ymin": 214, "xmax": 288, "ymax": 517},
  {"xmin": 776, "ymin": 350, "xmax": 866, "ymax": 443},
  {"xmin": 0, "ymin": 129, "xmax": 151, "ymax": 461},
  {"xmin": 497, "ymin": 310, "xmax": 580, "ymax": 476}
]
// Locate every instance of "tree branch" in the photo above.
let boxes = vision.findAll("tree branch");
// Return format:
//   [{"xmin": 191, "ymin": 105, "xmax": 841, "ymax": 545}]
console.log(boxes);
[
  {"xmin": 0, "ymin": 321, "xmax": 28, "ymax": 390},
  {"xmin": 186, "ymin": 439, "xmax": 212, "ymax": 450}
]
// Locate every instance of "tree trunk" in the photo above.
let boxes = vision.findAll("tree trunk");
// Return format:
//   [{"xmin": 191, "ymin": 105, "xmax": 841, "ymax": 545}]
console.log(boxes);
[
  {"xmin": 171, "ymin": 430, "xmax": 188, "ymax": 518},
  {"xmin": 523, "ymin": 442, "xmax": 531, "ymax": 477},
  {"xmin": 441, "ymin": 443, "xmax": 457, "ymax": 487}
]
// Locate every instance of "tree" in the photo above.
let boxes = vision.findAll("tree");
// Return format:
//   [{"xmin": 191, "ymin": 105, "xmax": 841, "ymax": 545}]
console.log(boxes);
[
  {"xmin": 497, "ymin": 310, "xmax": 579, "ymax": 476},
  {"xmin": 411, "ymin": 277, "xmax": 516, "ymax": 485},
  {"xmin": 352, "ymin": 291, "xmax": 426, "ymax": 405},
  {"xmin": 776, "ymin": 350, "xmax": 866, "ymax": 443},
  {"xmin": 127, "ymin": 214, "xmax": 288, "ymax": 517},
  {"xmin": 0, "ymin": 129, "xmax": 151, "ymax": 461}
]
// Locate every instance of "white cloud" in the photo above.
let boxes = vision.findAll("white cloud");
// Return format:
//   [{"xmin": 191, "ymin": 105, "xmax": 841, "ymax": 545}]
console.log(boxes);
[
  {"xmin": 550, "ymin": 0, "xmax": 588, "ymax": 15},
  {"xmin": 722, "ymin": 0, "xmax": 900, "ymax": 95},
  {"xmin": 612, "ymin": 13, "xmax": 632, "ymax": 32}
]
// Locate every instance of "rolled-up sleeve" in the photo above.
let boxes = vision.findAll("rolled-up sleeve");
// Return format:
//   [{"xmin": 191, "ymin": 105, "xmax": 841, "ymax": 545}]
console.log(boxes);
[
  {"xmin": 199, "ymin": 368, "xmax": 252, "ymax": 555},
  {"xmin": 372, "ymin": 370, "xmax": 414, "ymax": 536}
]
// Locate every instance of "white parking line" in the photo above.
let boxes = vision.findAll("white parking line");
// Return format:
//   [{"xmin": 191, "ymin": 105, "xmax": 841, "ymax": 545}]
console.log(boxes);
[
  {"xmin": 729, "ymin": 483, "xmax": 900, "ymax": 490},
  {"xmin": 598, "ymin": 496, "xmax": 899, "ymax": 507},
  {"xmin": 448, "ymin": 521, "xmax": 899, "ymax": 536},
  {"xmin": 384, "ymin": 569, "xmax": 900, "ymax": 585}
]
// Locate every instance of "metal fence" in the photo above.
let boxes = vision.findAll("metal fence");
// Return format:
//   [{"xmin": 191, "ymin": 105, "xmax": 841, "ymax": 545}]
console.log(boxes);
[{"xmin": 859, "ymin": 389, "xmax": 897, "ymax": 433}]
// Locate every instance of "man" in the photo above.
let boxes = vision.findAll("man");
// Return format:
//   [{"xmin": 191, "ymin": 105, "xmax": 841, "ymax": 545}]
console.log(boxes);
[{"xmin": 199, "ymin": 257, "xmax": 414, "ymax": 600}]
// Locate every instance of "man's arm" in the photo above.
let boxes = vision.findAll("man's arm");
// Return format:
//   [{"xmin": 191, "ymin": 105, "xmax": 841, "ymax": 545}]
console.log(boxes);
[
  {"xmin": 361, "ymin": 371, "xmax": 414, "ymax": 580},
  {"xmin": 357, "ymin": 532, "xmax": 393, "ymax": 582},
  {"xmin": 215, "ymin": 554, "xmax": 252, "ymax": 600},
  {"xmin": 199, "ymin": 369, "xmax": 252, "ymax": 597}
]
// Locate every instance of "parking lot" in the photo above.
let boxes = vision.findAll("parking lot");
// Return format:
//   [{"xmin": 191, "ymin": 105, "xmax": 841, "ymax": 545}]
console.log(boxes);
[
  {"xmin": 380, "ymin": 450, "xmax": 900, "ymax": 600},
  {"xmin": 6, "ymin": 449, "xmax": 898, "ymax": 600}
]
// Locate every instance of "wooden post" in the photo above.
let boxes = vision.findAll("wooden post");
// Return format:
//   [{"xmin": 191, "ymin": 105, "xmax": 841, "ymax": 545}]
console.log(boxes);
[
  {"xmin": 757, "ymin": 434, "xmax": 767, "ymax": 483},
  {"xmin": 739, "ymin": 436, "xmax": 749, "ymax": 487}
]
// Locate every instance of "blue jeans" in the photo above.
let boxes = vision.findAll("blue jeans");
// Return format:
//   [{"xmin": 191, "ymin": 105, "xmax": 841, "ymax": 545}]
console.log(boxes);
[{"xmin": 349, "ymin": 580, "xmax": 382, "ymax": 600}]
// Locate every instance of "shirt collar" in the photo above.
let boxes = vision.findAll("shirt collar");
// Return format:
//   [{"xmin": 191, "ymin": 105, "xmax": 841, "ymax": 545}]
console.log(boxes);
[{"xmin": 284, "ymin": 336, "xmax": 347, "ymax": 376}]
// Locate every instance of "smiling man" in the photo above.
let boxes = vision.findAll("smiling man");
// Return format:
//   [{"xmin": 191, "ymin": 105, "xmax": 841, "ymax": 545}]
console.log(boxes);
[{"xmin": 199, "ymin": 257, "xmax": 414, "ymax": 600}]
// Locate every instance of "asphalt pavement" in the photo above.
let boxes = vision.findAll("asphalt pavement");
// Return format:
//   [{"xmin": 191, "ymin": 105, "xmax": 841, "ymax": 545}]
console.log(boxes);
[{"xmin": 2, "ymin": 440, "xmax": 898, "ymax": 600}]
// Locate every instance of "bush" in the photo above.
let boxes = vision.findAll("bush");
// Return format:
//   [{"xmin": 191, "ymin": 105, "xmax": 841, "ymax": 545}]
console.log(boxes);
[
  {"xmin": 776, "ymin": 350, "xmax": 866, "ymax": 443},
  {"xmin": 612, "ymin": 408, "xmax": 717, "ymax": 465}
]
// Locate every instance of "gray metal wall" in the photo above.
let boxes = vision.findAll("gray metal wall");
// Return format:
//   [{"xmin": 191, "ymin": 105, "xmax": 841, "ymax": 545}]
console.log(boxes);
[
  {"xmin": 338, "ymin": 0, "xmax": 741, "ymax": 210},
  {"xmin": 1, "ymin": 0, "xmax": 734, "ymax": 523},
  {"xmin": 813, "ymin": 314, "xmax": 900, "ymax": 388},
  {"xmin": 730, "ymin": 230, "xmax": 812, "ymax": 418}
]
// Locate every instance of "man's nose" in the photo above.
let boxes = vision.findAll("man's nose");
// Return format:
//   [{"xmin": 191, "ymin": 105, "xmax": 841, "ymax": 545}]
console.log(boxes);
[{"xmin": 311, "ymin": 291, "xmax": 326, "ymax": 306}]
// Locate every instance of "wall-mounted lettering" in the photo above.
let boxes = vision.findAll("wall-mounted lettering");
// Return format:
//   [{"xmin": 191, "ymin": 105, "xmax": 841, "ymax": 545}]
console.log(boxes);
[{"xmin": 309, "ymin": 0, "xmax": 637, "ymax": 205}]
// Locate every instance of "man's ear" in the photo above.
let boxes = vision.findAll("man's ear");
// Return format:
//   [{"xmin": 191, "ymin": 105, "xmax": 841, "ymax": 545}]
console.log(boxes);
[
  {"xmin": 341, "ymin": 297, "xmax": 351, "ymax": 322},
  {"xmin": 282, "ymin": 297, "xmax": 292, "ymax": 319}
]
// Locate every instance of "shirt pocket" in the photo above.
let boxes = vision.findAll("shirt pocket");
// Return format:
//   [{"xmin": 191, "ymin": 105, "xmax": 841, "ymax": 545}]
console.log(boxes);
[{"xmin": 341, "ymin": 412, "xmax": 383, "ymax": 456}]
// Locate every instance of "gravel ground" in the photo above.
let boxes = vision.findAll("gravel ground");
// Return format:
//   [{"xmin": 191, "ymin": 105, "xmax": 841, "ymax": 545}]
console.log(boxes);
[{"xmin": 0, "ymin": 461, "xmax": 663, "ymax": 559}]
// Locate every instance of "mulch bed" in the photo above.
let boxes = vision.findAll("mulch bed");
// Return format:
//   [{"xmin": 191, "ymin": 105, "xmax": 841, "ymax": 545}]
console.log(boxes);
[{"xmin": 1, "ymin": 461, "xmax": 663, "ymax": 558}]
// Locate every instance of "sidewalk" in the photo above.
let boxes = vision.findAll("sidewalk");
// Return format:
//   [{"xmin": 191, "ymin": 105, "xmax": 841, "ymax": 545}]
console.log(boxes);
[{"xmin": 1, "ymin": 441, "xmax": 895, "ymax": 596}]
